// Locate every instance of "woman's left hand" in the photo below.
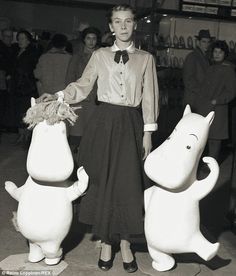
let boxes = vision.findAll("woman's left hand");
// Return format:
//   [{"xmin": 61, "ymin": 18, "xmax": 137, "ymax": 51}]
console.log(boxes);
[{"xmin": 142, "ymin": 132, "xmax": 152, "ymax": 160}]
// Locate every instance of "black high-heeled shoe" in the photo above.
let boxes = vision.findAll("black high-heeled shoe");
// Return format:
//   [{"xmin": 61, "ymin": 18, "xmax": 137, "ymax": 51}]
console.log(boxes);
[
  {"xmin": 98, "ymin": 245, "xmax": 114, "ymax": 271},
  {"xmin": 98, "ymin": 258, "xmax": 113, "ymax": 271},
  {"xmin": 123, "ymin": 259, "xmax": 138, "ymax": 273}
]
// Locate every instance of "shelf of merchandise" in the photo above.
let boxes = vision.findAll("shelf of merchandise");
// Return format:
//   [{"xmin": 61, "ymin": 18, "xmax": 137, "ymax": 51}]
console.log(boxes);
[{"xmin": 180, "ymin": 0, "xmax": 236, "ymax": 20}]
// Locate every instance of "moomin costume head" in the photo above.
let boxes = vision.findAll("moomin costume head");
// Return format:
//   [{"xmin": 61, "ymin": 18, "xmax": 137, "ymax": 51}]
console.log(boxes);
[
  {"xmin": 144, "ymin": 105, "xmax": 215, "ymax": 190},
  {"xmin": 24, "ymin": 98, "xmax": 78, "ymax": 184}
]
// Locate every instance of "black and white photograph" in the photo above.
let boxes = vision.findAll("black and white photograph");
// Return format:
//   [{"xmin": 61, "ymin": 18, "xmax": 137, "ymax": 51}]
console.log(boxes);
[{"xmin": 0, "ymin": 0, "xmax": 236, "ymax": 275}]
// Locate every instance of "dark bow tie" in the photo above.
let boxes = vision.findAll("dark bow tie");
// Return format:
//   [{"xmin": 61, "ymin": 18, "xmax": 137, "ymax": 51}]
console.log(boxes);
[{"xmin": 114, "ymin": 50, "xmax": 129, "ymax": 64}]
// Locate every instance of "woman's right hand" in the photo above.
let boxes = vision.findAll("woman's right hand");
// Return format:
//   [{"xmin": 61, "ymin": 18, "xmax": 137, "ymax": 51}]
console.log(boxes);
[{"xmin": 36, "ymin": 93, "xmax": 58, "ymax": 103}]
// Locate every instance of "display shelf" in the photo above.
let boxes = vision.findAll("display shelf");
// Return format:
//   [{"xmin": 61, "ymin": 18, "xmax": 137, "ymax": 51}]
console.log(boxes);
[
  {"xmin": 156, "ymin": 49, "xmax": 190, "ymax": 68},
  {"xmin": 180, "ymin": 0, "xmax": 235, "ymax": 18},
  {"xmin": 182, "ymin": 0, "xmax": 232, "ymax": 8},
  {"xmin": 155, "ymin": 34, "xmax": 196, "ymax": 68},
  {"xmin": 145, "ymin": 2, "xmax": 236, "ymax": 69},
  {"xmin": 157, "ymin": 46, "xmax": 193, "ymax": 50}
]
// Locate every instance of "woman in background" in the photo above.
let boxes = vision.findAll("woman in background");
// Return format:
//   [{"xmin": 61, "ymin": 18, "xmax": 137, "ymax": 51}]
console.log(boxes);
[
  {"xmin": 196, "ymin": 40, "xmax": 236, "ymax": 162},
  {"xmin": 11, "ymin": 30, "xmax": 39, "ymax": 147}
]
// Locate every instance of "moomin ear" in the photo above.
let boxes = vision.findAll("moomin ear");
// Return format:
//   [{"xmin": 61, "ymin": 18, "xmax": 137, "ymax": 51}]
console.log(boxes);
[
  {"xmin": 183, "ymin": 105, "xmax": 191, "ymax": 117},
  {"xmin": 31, "ymin": 97, "xmax": 36, "ymax": 107},
  {"xmin": 205, "ymin": 111, "xmax": 215, "ymax": 126}
]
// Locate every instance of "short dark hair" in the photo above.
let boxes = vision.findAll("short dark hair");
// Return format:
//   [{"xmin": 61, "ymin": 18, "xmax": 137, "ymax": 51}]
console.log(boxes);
[
  {"xmin": 81, "ymin": 27, "xmax": 101, "ymax": 42},
  {"xmin": 16, "ymin": 29, "xmax": 33, "ymax": 42},
  {"xmin": 211, "ymin": 40, "xmax": 229, "ymax": 58},
  {"xmin": 106, "ymin": 4, "xmax": 137, "ymax": 23},
  {"xmin": 51, "ymin": 33, "xmax": 68, "ymax": 49}
]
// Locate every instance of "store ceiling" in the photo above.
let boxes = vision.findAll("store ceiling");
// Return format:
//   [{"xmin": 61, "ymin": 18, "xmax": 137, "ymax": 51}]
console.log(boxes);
[
  {"xmin": 3, "ymin": 0, "xmax": 157, "ymax": 18},
  {"xmin": 4, "ymin": 0, "xmax": 154, "ymax": 9}
]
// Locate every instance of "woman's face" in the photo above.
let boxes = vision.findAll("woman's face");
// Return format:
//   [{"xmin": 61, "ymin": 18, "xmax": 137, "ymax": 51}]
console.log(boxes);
[
  {"xmin": 18, "ymin": 33, "xmax": 30, "ymax": 49},
  {"xmin": 213, "ymin": 47, "xmax": 225, "ymax": 63},
  {"xmin": 109, "ymin": 9, "xmax": 136, "ymax": 43},
  {"xmin": 84, "ymin": 33, "xmax": 97, "ymax": 50}
]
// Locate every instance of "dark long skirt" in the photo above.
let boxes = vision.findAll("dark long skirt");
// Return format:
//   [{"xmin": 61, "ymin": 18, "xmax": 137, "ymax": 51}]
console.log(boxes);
[{"xmin": 77, "ymin": 102, "xmax": 145, "ymax": 243}]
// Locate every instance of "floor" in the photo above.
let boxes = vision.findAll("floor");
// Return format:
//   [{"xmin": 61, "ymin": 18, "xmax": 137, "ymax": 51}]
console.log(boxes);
[{"xmin": 0, "ymin": 132, "xmax": 236, "ymax": 276}]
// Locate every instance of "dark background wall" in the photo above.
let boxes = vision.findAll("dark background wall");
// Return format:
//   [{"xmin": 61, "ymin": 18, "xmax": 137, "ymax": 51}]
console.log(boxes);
[{"xmin": 0, "ymin": 1, "xmax": 109, "ymax": 36}]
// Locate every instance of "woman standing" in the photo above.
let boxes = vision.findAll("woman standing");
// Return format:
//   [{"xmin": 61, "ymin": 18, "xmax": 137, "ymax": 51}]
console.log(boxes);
[
  {"xmin": 38, "ymin": 4, "xmax": 159, "ymax": 272},
  {"xmin": 66, "ymin": 27, "xmax": 101, "ymax": 151},
  {"xmin": 11, "ymin": 30, "xmax": 39, "ymax": 146},
  {"xmin": 196, "ymin": 40, "xmax": 236, "ymax": 162}
]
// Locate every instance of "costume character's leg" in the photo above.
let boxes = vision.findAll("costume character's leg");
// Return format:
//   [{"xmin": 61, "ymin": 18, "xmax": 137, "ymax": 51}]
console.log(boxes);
[
  {"xmin": 28, "ymin": 242, "xmax": 44, "ymax": 262},
  {"xmin": 147, "ymin": 244, "xmax": 175, "ymax": 272},
  {"xmin": 41, "ymin": 242, "xmax": 62, "ymax": 265},
  {"xmin": 192, "ymin": 232, "xmax": 219, "ymax": 261}
]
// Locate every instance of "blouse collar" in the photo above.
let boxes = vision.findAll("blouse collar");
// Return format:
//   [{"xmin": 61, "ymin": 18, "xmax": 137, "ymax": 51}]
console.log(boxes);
[{"xmin": 111, "ymin": 41, "xmax": 135, "ymax": 53}]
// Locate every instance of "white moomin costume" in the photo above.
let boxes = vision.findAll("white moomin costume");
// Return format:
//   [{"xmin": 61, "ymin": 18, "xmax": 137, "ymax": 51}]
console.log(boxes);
[
  {"xmin": 144, "ymin": 105, "xmax": 220, "ymax": 272},
  {"xmin": 5, "ymin": 98, "xmax": 88, "ymax": 265}
]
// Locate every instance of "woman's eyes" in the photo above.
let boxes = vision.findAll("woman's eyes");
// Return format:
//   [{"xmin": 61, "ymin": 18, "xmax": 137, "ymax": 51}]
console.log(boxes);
[{"xmin": 114, "ymin": 19, "xmax": 133, "ymax": 24}]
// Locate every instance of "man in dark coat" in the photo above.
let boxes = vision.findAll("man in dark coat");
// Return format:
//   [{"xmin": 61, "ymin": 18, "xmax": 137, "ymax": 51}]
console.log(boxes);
[{"xmin": 183, "ymin": 29, "xmax": 213, "ymax": 112}]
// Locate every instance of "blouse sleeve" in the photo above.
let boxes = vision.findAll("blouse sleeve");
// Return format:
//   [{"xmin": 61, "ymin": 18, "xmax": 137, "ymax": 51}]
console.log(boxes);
[
  {"xmin": 142, "ymin": 54, "xmax": 159, "ymax": 132},
  {"xmin": 61, "ymin": 51, "xmax": 98, "ymax": 104}
]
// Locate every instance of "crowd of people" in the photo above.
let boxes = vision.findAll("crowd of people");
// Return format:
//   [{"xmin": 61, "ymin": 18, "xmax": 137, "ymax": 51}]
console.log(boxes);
[
  {"xmin": 183, "ymin": 29, "xmax": 236, "ymax": 163},
  {"xmin": 0, "ymin": 3, "xmax": 236, "ymax": 273},
  {"xmin": 1, "ymin": 22, "xmax": 235, "ymax": 161},
  {"xmin": 0, "ymin": 23, "xmax": 113, "ymax": 149}
]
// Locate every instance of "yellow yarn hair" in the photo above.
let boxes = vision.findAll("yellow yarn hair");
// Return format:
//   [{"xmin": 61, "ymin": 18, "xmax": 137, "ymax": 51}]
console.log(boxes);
[{"xmin": 23, "ymin": 100, "xmax": 78, "ymax": 129}]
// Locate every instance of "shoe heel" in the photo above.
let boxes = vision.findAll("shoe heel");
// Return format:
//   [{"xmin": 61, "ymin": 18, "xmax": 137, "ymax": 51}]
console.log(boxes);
[{"xmin": 123, "ymin": 259, "xmax": 138, "ymax": 273}]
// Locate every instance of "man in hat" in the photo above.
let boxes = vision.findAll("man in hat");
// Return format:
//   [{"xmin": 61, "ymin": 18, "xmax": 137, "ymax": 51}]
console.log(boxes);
[{"xmin": 183, "ymin": 29, "xmax": 213, "ymax": 111}]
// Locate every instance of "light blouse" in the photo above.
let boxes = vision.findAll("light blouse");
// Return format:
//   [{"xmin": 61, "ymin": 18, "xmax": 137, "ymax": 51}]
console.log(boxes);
[{"xmin": 59, "ymin": 42, "xmax": 159, "ymax": 131}]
